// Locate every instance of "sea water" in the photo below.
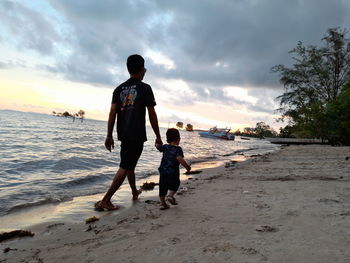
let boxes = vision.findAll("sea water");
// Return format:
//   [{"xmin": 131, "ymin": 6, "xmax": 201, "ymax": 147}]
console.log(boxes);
[{"xmin": 0, "ymin": 110, "xmax": 279, "ymax": 218}]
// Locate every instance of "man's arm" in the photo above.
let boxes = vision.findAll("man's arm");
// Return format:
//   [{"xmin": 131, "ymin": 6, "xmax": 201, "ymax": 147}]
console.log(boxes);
[
  {"xmin": 147, "ymin": 106, "xmax": 162, "ymax": 145},
  {"xmin": 105, "ymin": 103, "xmax": 117, "ymax": 152}
]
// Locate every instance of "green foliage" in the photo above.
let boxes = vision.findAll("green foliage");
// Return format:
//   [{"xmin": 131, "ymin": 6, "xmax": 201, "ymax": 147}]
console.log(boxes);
[
  {"xmin": 254, "ymin": 122, "xmax": 278, "ymax": 138},
  {"xmin": 272, "ymin": 28, "xmax": 350, "ymax": 144},
  {"xmin": 278, "ymin": 125, "xmax": 296, "ymax": 138},
  {"xmin": 62, "ymin": 111, "xmax": 72, "ymax": 117},
  {"xmin": 185, "ymin": 123, "xmax": 193, "ymax": 131},
  {"xmin": 176, "ymin": 122, "xmax": 183, "ymax": 129},
  {"xmin": 233, "ymin": 129, "xmax": 241, "ymax": 136},
  {"xmin": 325, "ymin": 83, "xmax": 350, "ymax": 145}
]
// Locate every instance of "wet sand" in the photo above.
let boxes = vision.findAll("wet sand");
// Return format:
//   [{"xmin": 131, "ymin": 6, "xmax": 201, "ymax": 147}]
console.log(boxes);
[{"xmin": 1, "ymin": 145, "xmax": 350, "ymax": 263}]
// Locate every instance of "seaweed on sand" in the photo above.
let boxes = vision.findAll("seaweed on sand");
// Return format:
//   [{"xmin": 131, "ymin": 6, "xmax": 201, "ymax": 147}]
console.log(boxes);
[
  {"xmin": 141, "ymin": 182, "xmax": 159, "ymax": 191},
  {"xmin": 0, "ymin": 230, "xmax": 34, "ymax": 242},
  {"xmin": 184, "ymin": 170, "xmax": 202, "ymax": 175},
  {"xmin": 85, "ymin": 216, "xmax": 99, "ymax": 224}
]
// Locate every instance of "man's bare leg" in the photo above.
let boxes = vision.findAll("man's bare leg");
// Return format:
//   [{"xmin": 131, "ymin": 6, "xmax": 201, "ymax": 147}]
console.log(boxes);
[
  {"xmin": 96, "ymin": 167, "xmax": 128, "ymax": 210},
  {"xmin": 126, "ymin": 170, "xmax": 142, "ymax": 200}
]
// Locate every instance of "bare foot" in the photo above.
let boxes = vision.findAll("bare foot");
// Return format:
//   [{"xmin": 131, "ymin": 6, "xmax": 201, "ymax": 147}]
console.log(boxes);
[
  {"xmin": 160, "ymin": 203, "xmax": 170, "ymax": 210},
  {"xmin": 166, "ymin": 196, "xmax": 178, "ymax": 205},
  {"xmin": 132, "ymin": 189, "xmax": 142, "ymax": 200},
  {"xmin": 94, "ymin": 200, "xmax": 120, "ymax": 211}
]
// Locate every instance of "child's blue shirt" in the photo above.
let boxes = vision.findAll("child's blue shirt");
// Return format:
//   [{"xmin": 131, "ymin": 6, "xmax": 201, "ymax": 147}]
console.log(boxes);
[{"xmin": 157, "ymin": 144, "xmax": 184, "ymax": 176}]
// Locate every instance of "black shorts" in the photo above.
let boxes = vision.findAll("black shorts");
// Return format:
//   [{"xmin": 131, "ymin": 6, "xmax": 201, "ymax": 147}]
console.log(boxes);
[
  {"xmin": 159, "ymin": 175, "xmax": 180, "ymax": 197},
  {"xmin": 119, "ymin": 141, "xmax": 144, "ymax": 170}
]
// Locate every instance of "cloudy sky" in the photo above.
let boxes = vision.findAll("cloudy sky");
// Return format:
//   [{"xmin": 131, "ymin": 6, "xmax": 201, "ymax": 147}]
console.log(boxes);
[{"xmin": 1, "ymin": 0, "xmax": 350, "ymax": 130}]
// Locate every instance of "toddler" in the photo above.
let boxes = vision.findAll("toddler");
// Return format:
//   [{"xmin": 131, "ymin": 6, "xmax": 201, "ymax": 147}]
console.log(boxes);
[{"xmin": 156, "ymin": 128, "xmax": 191, "ymax": 210}]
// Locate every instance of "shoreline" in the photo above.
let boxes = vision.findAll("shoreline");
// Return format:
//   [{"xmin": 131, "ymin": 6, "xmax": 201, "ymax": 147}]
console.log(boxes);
[
  {"xmin": 0, "ymin": 153, "xmax": 243, "ymax": 232},
  {"xmin": 1, "ymin": 145, "xmax": 349, "ymax": 262},
  {"xmin": 0, "ymin": 131, "xmax": 276, "ymax": 222}
]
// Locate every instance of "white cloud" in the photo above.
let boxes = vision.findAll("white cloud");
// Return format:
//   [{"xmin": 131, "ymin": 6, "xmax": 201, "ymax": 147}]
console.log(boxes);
[
  {"xmin": 223, "ymin": 86, "xmax": 258, "ymax": 104},
  {"xmin": 145, "ymin": 50, "xmax": 176, "ymax": 70}
]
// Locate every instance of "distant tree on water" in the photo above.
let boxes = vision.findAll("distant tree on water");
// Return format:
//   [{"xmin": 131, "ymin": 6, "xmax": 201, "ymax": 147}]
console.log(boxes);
[
  {"xmin": 77, "ymin": 110, "xmax": 85, "ymax": 122},
  {"xmin": 185, "ymin": 123, "xmax": 193, "ymax": 131},
  {"xmin": 176, "ymin": 122, "xmax": 183, "ymax": 129},
  {"xmin": 233, "ymin": 129, "xmax": 241, "ymax": 136},
  {"xmin": 62, "ymin": 111, "xmax": 71, "ymax": 117},
  {"xmin": 52, "ymin": 109, "xmax": 86, "ymax": 123},
  {"xmin": 272, "ymin": 27, "xmax": 350, "ymax": 144},
  {"xmin": 254, "ymin": 122, "xmax": 278, "ymax": 138},
  {"xmin": 239, "ymin": 123, "xmax": 277, "ymax": 138}
]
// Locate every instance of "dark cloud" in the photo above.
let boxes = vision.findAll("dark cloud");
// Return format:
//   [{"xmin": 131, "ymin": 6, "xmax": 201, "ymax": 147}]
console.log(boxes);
[
  {"xmin": 0, "ymin": 0, "xmax": 61, "ymax": 54},
  {"xmin": 0, "ymin": 61, "xmax": 7, "ymax": 69},
  {"xmin": 2, "ymin": 0, "xmax": 350, "ymax": 108},
  {"xmin": 38, "ymin": 1, "xmax": 350, "ymax": 88},
  {"xmin": 0, "ymin": 60, "xmax": 26, "ymax": 69}
]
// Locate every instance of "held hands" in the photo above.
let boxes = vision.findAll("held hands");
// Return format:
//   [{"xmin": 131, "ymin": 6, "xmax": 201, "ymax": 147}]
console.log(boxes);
[
  {"xmin": 155, "ymin": 137, "xmax": 163, "ymax": 145},
  {"xmin": 105, "ymin": 137, "xmax": 114, "ymax": 152},
  {"xmin": 155, "ymin": 137, "xmax": 163, "ymax": 150}
]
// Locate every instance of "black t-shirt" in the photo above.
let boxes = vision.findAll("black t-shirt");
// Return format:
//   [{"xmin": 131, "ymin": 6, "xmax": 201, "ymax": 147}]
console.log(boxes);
[{"xmin": 112, "ymin": 78, "xmax": 156, "ymax": 142}]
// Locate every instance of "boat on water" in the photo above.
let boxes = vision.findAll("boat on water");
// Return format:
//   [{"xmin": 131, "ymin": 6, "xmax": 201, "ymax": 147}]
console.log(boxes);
[{"xmin": 199, "ymin": 127, "xmax": 235, "ymax": 140}]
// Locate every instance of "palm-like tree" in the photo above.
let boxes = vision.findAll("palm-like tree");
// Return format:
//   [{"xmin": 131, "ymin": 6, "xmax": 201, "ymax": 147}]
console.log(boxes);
[
  {"xmin": 185, "ymin": 123, "xmax": 193, "ymax": 131},
  {"xmin": 176, "ymin": 122, "xmax": 183, "ymax": 129},
  {"xmin": 78, "ymin": 110, "xmax": 85, "ymax": 122}
]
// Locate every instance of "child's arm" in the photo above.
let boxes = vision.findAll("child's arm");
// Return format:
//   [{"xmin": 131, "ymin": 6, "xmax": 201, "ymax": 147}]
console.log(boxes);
[
  {"xmin": 155, "ymin": 143, "xmax": 164, "ymax": 152},
  {"xmin": 177, "ymin": 156, "xmax": 191, "ymax": 171}
]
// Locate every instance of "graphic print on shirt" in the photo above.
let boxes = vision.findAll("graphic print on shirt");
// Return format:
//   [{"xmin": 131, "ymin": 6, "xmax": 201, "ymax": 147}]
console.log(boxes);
[{"xmin": 120, "ymin": 85, "xmax": 137, "ymax": 111}]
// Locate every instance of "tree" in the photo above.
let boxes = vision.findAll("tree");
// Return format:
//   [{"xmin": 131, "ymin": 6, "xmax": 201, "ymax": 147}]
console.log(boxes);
[
  {"xmin": 77, "ymin": 110, "xmax": 85, "ymax": 122},
  {"xmin": 62, "ymin": 111, "xmax": 71, "ymax": 117},
  {"xmin": 279, "ymin": 125, "xmax": 296, "ymax": 138},
  {"xmin": 185, "ymin": 123, "xmax": 193, "ymax": 131},
  {"xmin": 272, "ymin": 28, "xmax": 350, "ymax": 139},
  {"xmin": 176, "ymin": 122, "xmax": 183, "ymax": 129},
  {"xmin": 254, "ymin": 122, "xmax": 277, "ymax": 138},
  {"xmin": 233, "ymin": 129, "xmax": 241, "ymax": 136},
  {"xmin": 325, "ymin": 81, "xmax": 350, "ymax": 145}
]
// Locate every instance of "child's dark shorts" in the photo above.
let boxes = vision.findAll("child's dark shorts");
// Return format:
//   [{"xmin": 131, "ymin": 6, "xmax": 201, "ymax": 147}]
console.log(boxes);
[
  {"xmin": 119, "ymin": 140, "xmax": 144, "ymax": 170},
  {"xmin": 159, "ymin": 175, "xmax": 180, "ymax": 197}
]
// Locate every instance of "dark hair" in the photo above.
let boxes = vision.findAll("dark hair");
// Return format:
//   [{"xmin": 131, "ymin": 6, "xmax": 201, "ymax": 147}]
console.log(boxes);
[
  {"xmin": 127, "ymin": 54, "xmax": 145, "ymax": 75},
  {"xmin": 166, "ymin": 128, "xmax": 180, "ymax": 143}
]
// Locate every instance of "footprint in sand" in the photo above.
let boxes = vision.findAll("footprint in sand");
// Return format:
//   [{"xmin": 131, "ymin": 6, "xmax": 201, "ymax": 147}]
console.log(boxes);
[
  {"xmin": 241, "ymin": 247, "xmax": 258, "ymax": 255},
  {"xmin": 182, "ymin": 257, "xmax": 199, "ymax": 263},
  {"xmin": 319, "ymin": 198, "xmax": 341, "ymax": 204},
  {"xmin": 286, "ymin": 210, "xmax": 299, "ymax": 216},
  {"xmin": 202, "ymin": 242, "xmax": 237, "ymax": 253},
  {"xmin": 166, "ymin": 237, "xmax": 181, "ymax": 245},
  {"xmin": 256, "ymin": 225, "xmax": 279, "ymax": 232}
]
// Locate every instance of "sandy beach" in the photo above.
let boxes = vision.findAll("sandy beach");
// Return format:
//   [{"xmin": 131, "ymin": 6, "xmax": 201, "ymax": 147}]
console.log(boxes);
[{"xmin": 1, "ymin": 145, "xmax": 350, "ymax": 263}]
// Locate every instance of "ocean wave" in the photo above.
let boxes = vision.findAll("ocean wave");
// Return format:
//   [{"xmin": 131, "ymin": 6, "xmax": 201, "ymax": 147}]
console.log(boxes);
[
  {"xmin": 0, "ymin": 111, "xmax": 281, "ymax": 218},
  {"xmin": 52, "ymin": 157, "xmax": 115, "ymax": 172},
  {"xmin": 5, "ymin": 196, "xmax": 73, "ymax": 214},
  {"xmin": 136, "ymin": 170, "xmax": 159, "ymax": 178},
  {"xmin": 3, "ymin": 157, "xmax": 115, "ymax": 174},
  {"xmin": 187, "ymin": 156, "xmax": 218, "ymax": 164},
  {"xmin": 221, "ymin": 147, "xmax": 260, "ymax": 157},
  {"xmin": 58, "ymin": 172, "xmax": 113, "ymax": 189}
]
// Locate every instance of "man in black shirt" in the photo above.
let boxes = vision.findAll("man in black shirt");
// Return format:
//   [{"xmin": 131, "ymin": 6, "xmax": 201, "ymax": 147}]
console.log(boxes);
[{"xmin": 95, "ymin": 54, "xmax": 163, "ymax": 211}]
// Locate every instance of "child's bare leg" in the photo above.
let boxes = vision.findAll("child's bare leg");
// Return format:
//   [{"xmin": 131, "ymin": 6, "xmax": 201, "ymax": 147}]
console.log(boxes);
[
  {"xmin": 159, "ymin": 196, "xmax": 169, "ymax": 210},
  {"xmin": 167, "ymin": 190, "xmax": 176, "ymax": 197},
  {"xmin": 166, "ymin": 191, "xmax": 178, "ymax": 205},
  {"xmin": 160, "ymin": 196, "xmax": 166, "ymax": 205}
]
